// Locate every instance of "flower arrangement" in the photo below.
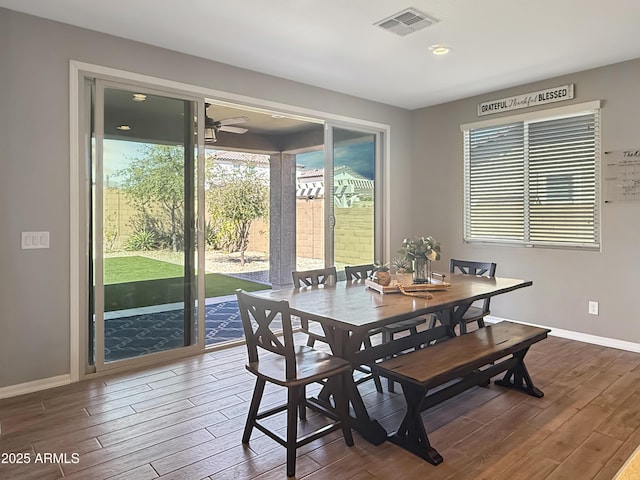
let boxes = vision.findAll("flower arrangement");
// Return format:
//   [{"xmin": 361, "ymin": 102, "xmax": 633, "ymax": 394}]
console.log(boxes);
[
  {"xmin": 400, "ymin": 236, "xmax": 441, "ymax": 261},
  {"xmin": 400, "ymin": 236, "xmax": 441, "ymax": 284}
]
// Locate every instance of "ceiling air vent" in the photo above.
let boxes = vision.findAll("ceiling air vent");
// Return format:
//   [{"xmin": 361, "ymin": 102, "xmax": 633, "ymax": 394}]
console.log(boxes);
[{"xmin": 374, "ymin": 8, "xmax": 438, "ymax": 37}]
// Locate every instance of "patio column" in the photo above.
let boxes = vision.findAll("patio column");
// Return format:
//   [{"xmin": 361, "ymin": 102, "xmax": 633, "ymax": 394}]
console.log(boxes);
[{"xmin": 269, "ymin": 153, "xmax": 296, "ymax": 289}]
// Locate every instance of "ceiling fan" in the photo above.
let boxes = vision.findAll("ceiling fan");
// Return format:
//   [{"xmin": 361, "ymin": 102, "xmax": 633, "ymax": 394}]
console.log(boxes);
[{"xmin": 204, "ymin": 104, "xmax": 249, "ymax": 143}]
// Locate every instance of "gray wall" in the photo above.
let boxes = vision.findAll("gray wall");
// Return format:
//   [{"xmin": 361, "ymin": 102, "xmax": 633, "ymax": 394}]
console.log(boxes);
[
  {"xmin": 3, "ymin": 6, "xmax": 637, "ymax": 391},
  {"xmin": 0, "ymin": 9, "xmax": 414, "ymax": 388},
  {"xmin": 412, "ymin": 59, "xmax": 640, "ymax": 344}
]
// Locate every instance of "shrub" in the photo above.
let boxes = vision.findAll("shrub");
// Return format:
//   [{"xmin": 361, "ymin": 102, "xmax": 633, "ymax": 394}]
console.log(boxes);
[
  {"xmin": 124, "ymin": 229, "xmax": 159, "ymax": 251},
  {"xmin": 204, "ymin": 222, "xmax": 218, "ymax": 248}
]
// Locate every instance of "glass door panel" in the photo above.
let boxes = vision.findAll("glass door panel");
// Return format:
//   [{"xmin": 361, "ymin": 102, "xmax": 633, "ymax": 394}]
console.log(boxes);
[
  {"xmin": 92, "ymin": 83, "xmax": 198, "ymax": 367},
  {"xmin": 295, "ymin": 149, "xmax": 326, "ymax": 270},
  {"xmin": 295, "ymin": 126, "xmax": 378, "ymax": 274},
  {"xmin": 203, "ymin": 148, "xmax": 272, "ymax": 347},
  {"xmin": 329, "ymin": 127, "xmax": 376, "ymax": 270}
]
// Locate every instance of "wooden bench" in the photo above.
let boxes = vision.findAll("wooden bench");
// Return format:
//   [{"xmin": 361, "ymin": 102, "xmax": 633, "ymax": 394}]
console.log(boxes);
[{"xmin": 373, "ymin": 321, "xmax": 550, "ymax": 465}]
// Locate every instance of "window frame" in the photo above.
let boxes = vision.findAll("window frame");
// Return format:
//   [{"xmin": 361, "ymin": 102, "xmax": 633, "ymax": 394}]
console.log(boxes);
[{"xmin": 461, "ymin": 100, "xmax": 601, "ymax": 250}]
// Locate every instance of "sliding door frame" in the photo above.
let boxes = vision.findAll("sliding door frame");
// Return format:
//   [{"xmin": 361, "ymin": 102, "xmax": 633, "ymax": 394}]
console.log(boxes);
[
  {"xmin": 70, "ymin": 60, "xmax": 390, "ymax": 382},
  {"xmin": 91, "ymin": 79, "xmax": 202, "ymax": 372}
]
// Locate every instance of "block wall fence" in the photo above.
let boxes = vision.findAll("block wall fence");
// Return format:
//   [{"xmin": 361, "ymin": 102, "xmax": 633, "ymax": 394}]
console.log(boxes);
[{"xmin": 104, "ymin": 188, "xmax": 373, "ymax": 266}]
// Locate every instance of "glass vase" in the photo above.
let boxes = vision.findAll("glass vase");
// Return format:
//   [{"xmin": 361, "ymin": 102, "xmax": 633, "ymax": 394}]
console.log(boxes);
[{"xmin": 412, "ymin": 257, "xmax": 432, "ymax": 284}]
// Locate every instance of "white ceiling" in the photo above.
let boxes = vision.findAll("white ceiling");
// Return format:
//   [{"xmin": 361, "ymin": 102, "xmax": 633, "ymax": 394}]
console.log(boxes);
[{"xmin": 2, "ymin": 0, "xmax": 640, "ymax": 110}]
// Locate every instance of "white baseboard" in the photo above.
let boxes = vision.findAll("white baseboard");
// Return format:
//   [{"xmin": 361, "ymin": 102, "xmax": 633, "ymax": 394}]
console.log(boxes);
[
  {"xmin": 0, "ymin": 374, "xmax": 71, "ymax": 400},
  {"xmin": 487, "ymin": 316, "xmax": 640, "ymax": 353}
]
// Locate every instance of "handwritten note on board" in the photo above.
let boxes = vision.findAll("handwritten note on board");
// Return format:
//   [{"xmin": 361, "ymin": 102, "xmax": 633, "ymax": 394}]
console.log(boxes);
[{"xmin": 604, "ymin": 150, "xmax": 640, "ymax": 202}]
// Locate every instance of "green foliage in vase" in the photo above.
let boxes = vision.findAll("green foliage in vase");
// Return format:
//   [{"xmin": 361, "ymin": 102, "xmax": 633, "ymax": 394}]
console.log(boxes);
[{"xmin": 400, "ymin": 236, "xmax": 441, "ymax": 261}]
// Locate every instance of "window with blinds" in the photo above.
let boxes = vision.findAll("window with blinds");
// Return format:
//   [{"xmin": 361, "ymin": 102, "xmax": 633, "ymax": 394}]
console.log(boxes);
[{"xmin": 463, "ymin": 107, "xmax": 600, "ymax": 249}]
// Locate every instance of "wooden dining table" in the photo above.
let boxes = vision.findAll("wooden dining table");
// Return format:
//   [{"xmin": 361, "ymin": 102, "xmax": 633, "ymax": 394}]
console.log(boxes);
[{"xmin": 255, "ymin": 273, "xmax": 533, "ymax": 445}]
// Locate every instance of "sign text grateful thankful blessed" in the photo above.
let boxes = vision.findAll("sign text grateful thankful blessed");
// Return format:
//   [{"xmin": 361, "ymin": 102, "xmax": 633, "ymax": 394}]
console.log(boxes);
[{"xmin": 477, "ymin": 84, "xmax": 574, "ymax": 116}]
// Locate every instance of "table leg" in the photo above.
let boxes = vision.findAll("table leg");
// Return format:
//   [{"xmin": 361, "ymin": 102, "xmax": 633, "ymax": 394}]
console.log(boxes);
[
  {"xmin": 429, "ymin": 307, "xmax": 459, "ymax": 341},
  {"xmin": 313, "ymin": 325, "xmax": 388, "ymax": 445}
]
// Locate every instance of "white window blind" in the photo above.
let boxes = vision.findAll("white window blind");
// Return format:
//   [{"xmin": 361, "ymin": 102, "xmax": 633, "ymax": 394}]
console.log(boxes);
[{"xmin": 464, "ymin": 108, "xmax": 600, "ymax": 249}]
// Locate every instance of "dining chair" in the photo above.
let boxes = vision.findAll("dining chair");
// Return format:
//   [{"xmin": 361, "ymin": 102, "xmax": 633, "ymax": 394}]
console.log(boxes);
[
  {"xmin": 293, "ymin": 267, "xmax": 384, "ymax": 393},
  {"xmin": 291, "ymin": 267, "xmax": 337, "ymax": 347},
  {"xmin": 345, "ymin": 264, "xmax": 428, "ymax": 393},
  {"xmin": 343, "ymin": 263, "xmax": 373, "ymax": 280},
  {"xmin": 450, "ymin": 259, "xmax": 497, "ymax": 334},
  {"xmin": 236, "ymin": 289, "xmax": 354, "ymax": 478}
]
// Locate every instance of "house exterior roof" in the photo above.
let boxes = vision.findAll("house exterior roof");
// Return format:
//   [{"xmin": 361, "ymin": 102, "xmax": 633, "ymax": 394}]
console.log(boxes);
[
  {"xmin": 296, "ymin": 166, "xmax": 373, "ymax": 206},
  {"xmin": 209, "ymin": 150, "xmax": 270, "ymax": 166}
]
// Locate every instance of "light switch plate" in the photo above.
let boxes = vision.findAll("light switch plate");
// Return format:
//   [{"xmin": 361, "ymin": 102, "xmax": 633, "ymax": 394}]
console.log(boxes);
[{"xmin": 21, "ymin": 231, "xmax": 50, "ymax": 249}]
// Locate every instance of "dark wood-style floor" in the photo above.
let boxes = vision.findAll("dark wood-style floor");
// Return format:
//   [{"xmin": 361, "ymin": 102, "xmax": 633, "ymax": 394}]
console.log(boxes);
[{"xmin": 1, "ymin": 332, "xmax": 640, "ymax": 479}]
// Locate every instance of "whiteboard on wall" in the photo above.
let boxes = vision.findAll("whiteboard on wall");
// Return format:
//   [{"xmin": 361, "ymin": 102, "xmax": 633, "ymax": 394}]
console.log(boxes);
[{"xmin": 603, "ymin": 149, "xmax": 640, "ymax": 202}]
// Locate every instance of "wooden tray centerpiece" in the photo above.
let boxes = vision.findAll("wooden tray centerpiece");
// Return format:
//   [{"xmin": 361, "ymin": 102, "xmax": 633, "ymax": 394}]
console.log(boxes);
[{"xmin": 365, "ymin": 278, "xmax": 451, "ymax": 295}]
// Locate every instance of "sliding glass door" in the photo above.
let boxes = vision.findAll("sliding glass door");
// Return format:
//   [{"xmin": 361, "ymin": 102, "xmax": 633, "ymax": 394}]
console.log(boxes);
[
  {"xmin": 90, "ymin": 81, "xmax": 200, "ymax": 369},
  {"xmin": 326, "ymin": 125, "xmax": 380, "ymax": 269},
  {"xmin": 295, "ymin": 125, "xmax": 381, "ymax": 271}
]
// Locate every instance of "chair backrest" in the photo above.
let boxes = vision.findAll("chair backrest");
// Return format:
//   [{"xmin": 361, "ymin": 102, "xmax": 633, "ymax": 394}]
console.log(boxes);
[
  {"xmin": 292, "ymin": 266, "xmax": 337, "ymax": 287},
  {"xmin": 236, "ymin": 289, "xmax": 297, "ymax": 379},
  {"xmin": 344, "ymin": 264, "xmax": 375, "ymax": 281},
  {"xmin": 450, "ymin": 259, "xmax": 497, "ymax": 312},
  {"xmin": 450, "ymin": 259, "xmax": 497, "ymax": 277}
]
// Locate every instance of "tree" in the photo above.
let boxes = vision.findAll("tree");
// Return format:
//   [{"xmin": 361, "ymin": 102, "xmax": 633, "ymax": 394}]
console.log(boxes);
[
  {"xmin": 119, "ymin": 144, "xmax": 185, "ymax": 252},
  {"xmin": 206, "ymin": 157, "xmax": 269, "ymax": 266}
]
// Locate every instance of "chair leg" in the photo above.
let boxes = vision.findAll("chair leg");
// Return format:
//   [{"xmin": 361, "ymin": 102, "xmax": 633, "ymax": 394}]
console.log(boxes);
[
  {"xmin": 381, "ymin": 330, "xmax": 396, "ymax": 393},
  {"xmin": 287, "ymin": 386, "xmax": 300, "ymax": 478},
  {"xmin": 477, "ymin": 318, "xmax": 486, "ymax": 328},
  {"xmin": 459, "ymin": 321, "xmax": 468, "ymax": 335},
  {"xmin": 409, "ymin": 326, "xmax": 421, "ymax": 351},
  {"xmin": 363, "ymin": 335, "xmax": 383, "ymax": 393},
  {"xmin": 298, "ymin": 386, "xmax": 307, "ymax": 420},
  {"xmin": 243, "ymin": 378, "xmax": 266, "ymax": 443}
]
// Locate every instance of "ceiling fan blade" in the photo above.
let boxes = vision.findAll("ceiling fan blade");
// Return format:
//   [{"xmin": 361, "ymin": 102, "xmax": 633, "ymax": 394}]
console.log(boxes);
[
  {"xmin": 218, "ymin": 125, "xmax": 248, "ymax": 134},
  {"xmin": 218, "ymin": 116, "xmax": 249, "ymax": 126}
]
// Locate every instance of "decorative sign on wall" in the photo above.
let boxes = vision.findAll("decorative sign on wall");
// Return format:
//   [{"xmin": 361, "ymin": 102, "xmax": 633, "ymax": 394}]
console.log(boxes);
[
  {"xmin": 603, "ymin": 149, "xmax": 640, "ymax": 203},
  {"xmin": 477, "ymin": 84, "xmax": 574, "ymax": 116}
]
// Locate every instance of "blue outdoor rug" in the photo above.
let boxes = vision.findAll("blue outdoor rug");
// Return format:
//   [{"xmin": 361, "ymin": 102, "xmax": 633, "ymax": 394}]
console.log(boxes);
[{"xmin": 104, "ymin": 300, "xmax": 245, "ymax": 362}]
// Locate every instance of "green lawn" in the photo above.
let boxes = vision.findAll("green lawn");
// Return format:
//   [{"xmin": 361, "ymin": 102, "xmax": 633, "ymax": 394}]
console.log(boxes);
[
  {"xmin": 105, "ymin": 256, "xmax": 184, "ymax": 284},
  {"xmin": 103, "ymin": 255, "xmax": 268, "ymax": 311}
]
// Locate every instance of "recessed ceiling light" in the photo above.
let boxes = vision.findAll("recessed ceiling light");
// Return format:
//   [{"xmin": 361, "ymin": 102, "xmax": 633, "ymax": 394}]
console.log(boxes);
[
  {"xmin": 132, "ymin": 93, "xmax": 147, "ymax": 102},
  {"xmin": 429, "ymin": 44, "xmax": 451, "ymax": 56},
  {"xmin": 116, "ymin": 125, "xmax": 131, "ymax": 131},
  {"xmin": 271, "ymin": 114, "xmax": 285, "ymax": 119}
]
